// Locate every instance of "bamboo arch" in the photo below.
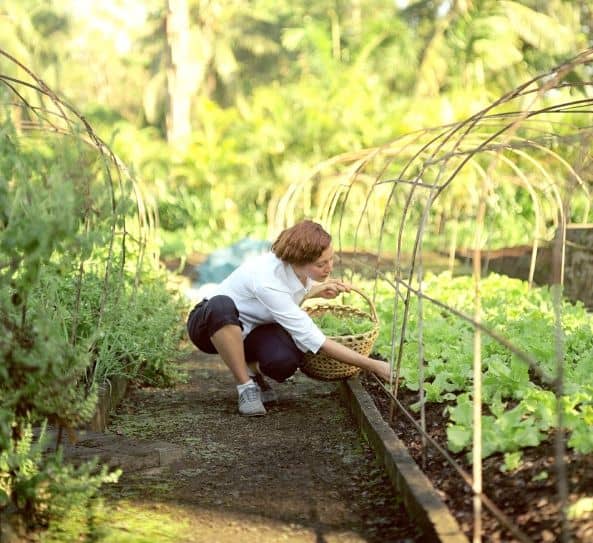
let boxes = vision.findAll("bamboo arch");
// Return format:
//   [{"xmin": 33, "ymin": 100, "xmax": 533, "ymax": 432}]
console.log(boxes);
[
  {"xmin": 0, "ymin": 49, "xmax": 158, "ymax": 381},
  {"xmin": 270, "ymin": 48, "xmax": 593, "ymax": 542}
]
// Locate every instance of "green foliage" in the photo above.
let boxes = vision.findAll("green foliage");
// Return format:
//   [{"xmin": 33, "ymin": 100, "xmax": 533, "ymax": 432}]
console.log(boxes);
[
  {"xmin": 410, "ymin": 0, "xmax": 587, "ymax": 97},
  {"xmin": 501, "ymin": 451, "xmax": 523, "ymax": 473},
  {"xmin": 312, "ymin": 311, "xmax": 375, "ymax": 337},
  {"xmin": 0, "ymin": 125, "xmax": 100, "ymax": 437},
  {"xmin": 0, "ymin": 112, "xmax": 185, "ymax": 534},
  {"xmin": 32, "ymin": 265, "xmax": 187, "ymax": 388},
  {"xmin": 8, "ymin": 0, "xmax": 586, "ymax": 260},
  {"xmin": 356, "ymin": 272, "xmax": 593, "ymax": 461},
  {"xmin": 0, "ymin": 423, "xmax": 120, "ymax": 531},
  {"xmin": 0, "ymin": 297, "xmax": 98, "ymax": 428},
  {"xmin": 2, "ymin": 0, "xmax": 592, "ymax": 477}
]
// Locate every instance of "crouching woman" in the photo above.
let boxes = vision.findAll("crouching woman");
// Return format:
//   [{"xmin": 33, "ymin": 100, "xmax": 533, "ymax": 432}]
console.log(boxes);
[{"xmin": 187, "ymin": 220, "xmax": 390, "ymax": 416}]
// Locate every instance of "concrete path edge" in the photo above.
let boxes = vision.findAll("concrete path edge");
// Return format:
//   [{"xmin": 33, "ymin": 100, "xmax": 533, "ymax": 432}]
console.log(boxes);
[
  {"xmin": 339, "ymin": 376, "xmax": 470, "ymax": 543},
  {"xmin": 87, "ymin": 375, "xmax": 129, "ymax": 432}
]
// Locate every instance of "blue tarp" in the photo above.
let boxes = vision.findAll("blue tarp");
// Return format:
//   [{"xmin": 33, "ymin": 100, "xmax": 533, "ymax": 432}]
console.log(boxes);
[{"xmin": 194, "ymin": 237, "xmax": 271, "ymax": 286}]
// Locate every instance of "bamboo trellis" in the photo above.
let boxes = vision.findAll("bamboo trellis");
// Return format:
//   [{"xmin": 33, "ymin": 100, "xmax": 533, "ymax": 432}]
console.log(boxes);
[
  {"xmin": 271, "ymin": 48, "xmax": 593, "ymax": 542},
  {"xmin": 0, "ymin": 49, "xmax": 158, "ymax": 383}
]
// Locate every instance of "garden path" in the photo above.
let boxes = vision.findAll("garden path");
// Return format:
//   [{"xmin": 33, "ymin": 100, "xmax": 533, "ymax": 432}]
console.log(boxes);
[{"xmin": 99, "ymin": 350, "xmax": 423, "ymax": 542}]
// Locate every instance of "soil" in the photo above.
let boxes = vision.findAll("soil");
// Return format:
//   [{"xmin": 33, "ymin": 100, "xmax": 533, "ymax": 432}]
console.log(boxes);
[
  {"xmin": 361, "ymin": 374, "xmax": 593, "ymax": 543},
  {"xmin": 99, "ymin": 350, "xmax": 424, "ymax": 543}
]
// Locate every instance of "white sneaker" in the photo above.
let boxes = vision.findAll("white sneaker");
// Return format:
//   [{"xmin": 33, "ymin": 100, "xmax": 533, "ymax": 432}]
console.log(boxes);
[{"xmin": 238, "ymin": 384, "xmax": 266, "ymax": 416}]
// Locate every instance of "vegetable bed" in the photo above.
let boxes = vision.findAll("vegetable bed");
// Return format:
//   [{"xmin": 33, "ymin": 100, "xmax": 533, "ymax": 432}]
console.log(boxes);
[{"xmin": 343, "ymin": 272, "xmax": 593, "ymax": 541}]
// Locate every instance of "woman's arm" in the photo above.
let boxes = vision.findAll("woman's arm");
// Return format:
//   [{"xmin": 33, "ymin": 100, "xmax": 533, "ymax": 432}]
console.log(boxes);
[{"xmin": 320, "ymin": 338, "xmax": 391, "ymax": 381}]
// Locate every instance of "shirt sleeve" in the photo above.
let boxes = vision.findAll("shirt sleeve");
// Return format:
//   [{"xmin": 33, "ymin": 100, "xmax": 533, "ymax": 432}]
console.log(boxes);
[{"xmin": 253, "ymin": 284, "xmax": 326, "ymax": 353}]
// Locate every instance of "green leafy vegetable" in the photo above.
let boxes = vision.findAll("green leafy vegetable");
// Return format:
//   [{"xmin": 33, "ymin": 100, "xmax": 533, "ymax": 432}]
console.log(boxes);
[{"xmin": 312, "ymin": 311, "xmax": 375, "ymax": 336}]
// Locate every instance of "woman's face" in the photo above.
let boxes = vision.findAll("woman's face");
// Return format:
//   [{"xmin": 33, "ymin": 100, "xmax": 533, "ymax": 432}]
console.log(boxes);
[{"xmin": 303, "ymin": 245, "xmax": 334, "ymax": 282}]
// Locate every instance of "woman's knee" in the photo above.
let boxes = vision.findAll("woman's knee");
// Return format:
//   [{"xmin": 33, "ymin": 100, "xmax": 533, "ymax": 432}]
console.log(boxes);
[
  {"xmin": 259, "ymin": 354, "xmax": 301, "ymax": 382},
  {"xmin": 244, "ymin": 323, "xmax": 303, "ymax": 382}
]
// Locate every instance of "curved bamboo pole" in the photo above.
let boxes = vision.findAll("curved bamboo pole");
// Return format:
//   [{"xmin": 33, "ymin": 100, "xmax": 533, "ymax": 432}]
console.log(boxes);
[{"xmin": 267, "ymin": 50, "xmax": 593, "ymax": 541}]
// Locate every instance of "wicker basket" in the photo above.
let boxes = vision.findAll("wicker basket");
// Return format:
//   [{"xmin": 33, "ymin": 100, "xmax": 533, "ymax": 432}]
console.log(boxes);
[{"xmin": 301, "ymin": 286, "xmax": 379, "ymax": 381}]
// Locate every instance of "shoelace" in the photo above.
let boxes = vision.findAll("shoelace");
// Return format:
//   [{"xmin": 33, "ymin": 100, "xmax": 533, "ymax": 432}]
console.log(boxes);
[{"xmin": 240, "ymin": 385, "xmax": 260, "ymax": 403}]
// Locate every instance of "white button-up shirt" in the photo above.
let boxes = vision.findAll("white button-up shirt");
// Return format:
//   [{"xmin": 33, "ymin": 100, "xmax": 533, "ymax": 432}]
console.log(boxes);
[{"xmin": 211, "ymin": 252, "xmax": 326, "ymax": 353}]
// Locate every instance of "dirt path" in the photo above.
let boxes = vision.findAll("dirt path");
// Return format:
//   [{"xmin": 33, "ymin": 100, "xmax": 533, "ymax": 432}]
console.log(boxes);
[{"xmin": 103, "ymin": 351, "xmax": 423, "ymax": 542}]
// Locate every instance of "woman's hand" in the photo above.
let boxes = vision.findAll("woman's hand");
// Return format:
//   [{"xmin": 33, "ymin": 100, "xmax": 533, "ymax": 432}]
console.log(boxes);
[
  {"xmin": 320, "ymin": 339, "xmax": 392, "ymax": 382},
  {"xmin": 310, "ymin": 280, "xmax": 351, "ymax": 299},
  {"xmin": 371, "ymin": 359, "xmax": 391, "ymax": 382}
]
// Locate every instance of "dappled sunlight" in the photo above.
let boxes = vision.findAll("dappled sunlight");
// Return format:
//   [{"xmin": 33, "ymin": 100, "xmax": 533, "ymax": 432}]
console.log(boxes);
[{"xmin": 97, "ymin": 498, "xmax": 375, "ymax": 543}]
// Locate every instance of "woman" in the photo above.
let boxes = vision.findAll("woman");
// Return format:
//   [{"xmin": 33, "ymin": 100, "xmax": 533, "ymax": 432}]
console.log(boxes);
[{"xmin": 187, "ymin": 220, "xmax": 390, "ymax": 416}]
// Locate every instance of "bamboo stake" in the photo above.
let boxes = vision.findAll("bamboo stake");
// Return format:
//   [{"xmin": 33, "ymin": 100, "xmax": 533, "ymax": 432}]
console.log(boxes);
[
  {"xmin": 552, "ymin": 216, "xmax": 570, "ymax": 543},
  {"xmin": 472, "ymin": 200, "xmax": 485, "ymax": 543}
]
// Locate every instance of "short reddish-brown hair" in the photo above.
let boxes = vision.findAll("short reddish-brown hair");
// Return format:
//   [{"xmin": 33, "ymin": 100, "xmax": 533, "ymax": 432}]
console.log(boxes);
[{"xmin": 271, "ymin": 220, "xmax": 331, "ymax": 265}]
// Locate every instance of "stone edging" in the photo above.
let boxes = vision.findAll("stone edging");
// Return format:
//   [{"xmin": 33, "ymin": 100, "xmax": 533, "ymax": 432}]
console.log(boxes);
[
  {"xmin": 87, "ymin": 375, "xmax": 128, "ymax": 432},
  {"xmin": 339, "ymin": 377, "xmax": 469, "ymax": 543}
]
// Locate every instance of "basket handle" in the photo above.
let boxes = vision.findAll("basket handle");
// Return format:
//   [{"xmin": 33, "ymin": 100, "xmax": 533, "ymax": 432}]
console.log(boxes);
[{"xmin": 347, "ymin": 286, "xmax": 378, "ymax": 323}]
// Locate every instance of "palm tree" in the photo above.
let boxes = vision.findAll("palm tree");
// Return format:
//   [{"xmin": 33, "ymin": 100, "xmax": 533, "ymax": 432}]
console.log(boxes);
[{"xmin": 404, "ymin": 0, "xmax": 586, "ymax": 98}]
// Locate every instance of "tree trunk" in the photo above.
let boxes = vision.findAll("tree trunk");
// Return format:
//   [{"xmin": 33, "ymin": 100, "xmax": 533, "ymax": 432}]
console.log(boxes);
[{"xmin": 166, "ymin": 0, "xmax": 193, "ymax": 152}]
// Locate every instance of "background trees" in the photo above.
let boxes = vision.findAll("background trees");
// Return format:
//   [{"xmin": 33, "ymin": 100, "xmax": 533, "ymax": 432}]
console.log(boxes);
[{"xmin": 1, "ymin": 0, "xmax": 591, "ymax": 255}]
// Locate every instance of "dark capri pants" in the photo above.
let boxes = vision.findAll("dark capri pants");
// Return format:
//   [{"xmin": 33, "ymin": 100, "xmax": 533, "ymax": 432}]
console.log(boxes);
[{"xmin": 187, "ymin": 295, "xmax": 304, "ymax": 382}]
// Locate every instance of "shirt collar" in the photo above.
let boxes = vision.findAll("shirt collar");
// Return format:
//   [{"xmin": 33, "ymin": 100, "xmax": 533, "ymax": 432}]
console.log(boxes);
[{"xmin": 283, "ymin": 259, "xmax": 309, "ymax": 293}]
